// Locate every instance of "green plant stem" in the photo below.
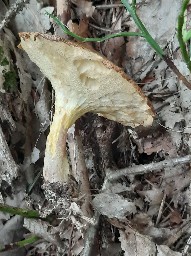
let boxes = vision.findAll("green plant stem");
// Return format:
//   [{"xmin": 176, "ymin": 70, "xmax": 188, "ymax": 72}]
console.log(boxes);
[
  {"xmin": 0, "ymin": 235, "xmax": 40, "ymax": 252},
  {"xmin": 177, "ymin": 0, "xmax": 191, "ymax": 71},
  {"xmin": 47, "ymin": 12, "xmax": 143, "ymax": 41},
  {"xmin": 0, "ymin": 203, "xmax": 54, "ymax": 223},
  {"xmin": 16, "ymin": 235, "xmax": 40, "ymax": 247},
  {"xmin": 0, "ymin": 203, "xmax": 40, "ymax": 218},
  {"xmin": 131, "ymin": 0, "xmax": 136, "ymax": 10},
  {"xmin": 121, "ymin": 0, "xmax": 164, "ymax": 57}
]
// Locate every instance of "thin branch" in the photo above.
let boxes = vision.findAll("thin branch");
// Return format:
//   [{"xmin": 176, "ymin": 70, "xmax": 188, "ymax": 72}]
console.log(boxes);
[
  {"xmin": 82, "ymin": 212, "xmax": 100, "ymax": 256},
  {"xmin": 95, "ymin": 4, "xmax": 124, "ymax": 9},
  {"xmin": 0, "ymin": 0, "xmax": 29, "ymax": 32},
  {"xmin": 163, "ymin": 55, "xmax": 191, "ymax": 90},
  {"xmin": 89, "ymin": 23, "xmax": 122, "ymax": 33},
  {"xmin": 105, "ymin": 155, "xmax": 191, "ymax": 183},
  {"xmin": 155, "ymin": 193, "xmax": 166, "ymax": 226}
]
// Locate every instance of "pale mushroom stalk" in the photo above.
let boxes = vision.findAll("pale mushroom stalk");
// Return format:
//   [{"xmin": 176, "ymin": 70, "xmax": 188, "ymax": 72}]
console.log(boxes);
[
  {"xmin": 19, "ymin": 32, "xmax": 154, "ymax": 184},
  {"xmin": 45, "ymin": 94, "xmax": 88, "ymax": 182}
]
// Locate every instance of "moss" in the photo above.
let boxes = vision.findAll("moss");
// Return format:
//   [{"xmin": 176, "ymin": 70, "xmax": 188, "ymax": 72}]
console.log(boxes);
[
  {"xmin": 1, "ymin": 57, "xmax": 9, "ymax": 66},
  {"xmin": 0, "ymin": 46, "xmax": 17, "ymax": 92},
  {"xmin": 3, "ymin": 70, "xmax": 17, "ymax": 92}
]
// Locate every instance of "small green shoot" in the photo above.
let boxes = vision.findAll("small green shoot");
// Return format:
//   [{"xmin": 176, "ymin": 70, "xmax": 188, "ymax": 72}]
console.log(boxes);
[
  {"xmin": 0, "ymin": 203, "xmax": 40, "ymax": 219},
  {"xmin": 0, "ymin": 235, "xmax": 40, "ymax": 252},
  {"xmin": 0, "ymin": 203, "xmax": 54, "ymax": 223},
  {"xmin": 182, "ymin": 13, "xmax": 191, "ymax": 42},
  {"xmin": 16, "ymin": 235, "xmax": 40, "ymax": 247},
  {"xmin": 177, "ymin": 0, "xmax": 191, "ymax": 71}
]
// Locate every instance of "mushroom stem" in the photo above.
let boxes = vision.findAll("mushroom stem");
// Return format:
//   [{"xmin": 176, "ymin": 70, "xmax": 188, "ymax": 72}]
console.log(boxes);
[{"xmin": 43, "ymin": 108, "xmax": 77, "ymax": 183}]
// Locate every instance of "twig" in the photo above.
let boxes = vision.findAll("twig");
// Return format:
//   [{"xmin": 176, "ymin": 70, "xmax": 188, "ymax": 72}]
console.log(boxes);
[
  {"xmin": 68, "ymin": 224, "xmax": 74, "ymax": 256},
  {"xmin": 82, "ymin": 212, "xmax": 100, "ymax": 256},
  {"xmin": 105, "ymin": 155, "xmax": 191, "ymax": 184},
  {"xmin": 163, "ymin": 55, "xmax": 191, "ymax": 90},
  {"xmin": 95, "ymin": 4, "xmax": 124, "ymax": 9},
  {"xmin": 155, "ymin": 193, "xmax": 166, "ymax": 226},
  {"xmin": 89, "ymin": 23, "xmax": 122, "ymax": 33},
  {"xmin": 0, "ymin": 0, "xmax": 29, "ymax": 32}
]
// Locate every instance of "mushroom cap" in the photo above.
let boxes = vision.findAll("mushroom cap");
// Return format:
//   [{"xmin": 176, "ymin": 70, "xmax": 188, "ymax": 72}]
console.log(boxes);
[{"xmin": 19, "ymin": 32, "xmax": 154, "ymax": 128}]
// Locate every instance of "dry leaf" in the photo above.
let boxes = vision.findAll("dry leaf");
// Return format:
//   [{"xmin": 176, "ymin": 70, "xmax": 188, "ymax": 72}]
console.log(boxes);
[
  {"xmin": 137, "ymin": 188, "xmax": 163, "ymax": 205},
  {"xmin": 138, "ymin": 133, "xmax": 177, "ymax": 157},
  {"xmin": 169, "ymin": 210, "xmax": 182, "ymax": 225},
  {"xmin": 92, "ymin": 193, "xmax": 137, "ymax": 219},
  {"xmin": 119, "ymin": 229, "xmax": 182, "ymax": 256}
]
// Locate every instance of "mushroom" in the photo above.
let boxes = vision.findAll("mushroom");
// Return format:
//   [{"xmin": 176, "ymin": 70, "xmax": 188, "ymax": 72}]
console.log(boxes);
[{"xmin": 19, "ymin": 32, "xmax": 154, "ymax": 184}]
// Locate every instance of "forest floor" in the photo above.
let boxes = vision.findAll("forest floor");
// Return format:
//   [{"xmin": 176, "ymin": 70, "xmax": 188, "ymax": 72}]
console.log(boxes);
[{"xmin": 1, "ymin": 0, "xmax": 191, "ymax": 255}]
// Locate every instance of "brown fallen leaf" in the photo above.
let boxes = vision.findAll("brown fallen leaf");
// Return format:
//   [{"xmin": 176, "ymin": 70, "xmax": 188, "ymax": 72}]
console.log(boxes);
[{"xmin": 169, "ymin": 210, "xmax": 182, "ymax": 225}]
